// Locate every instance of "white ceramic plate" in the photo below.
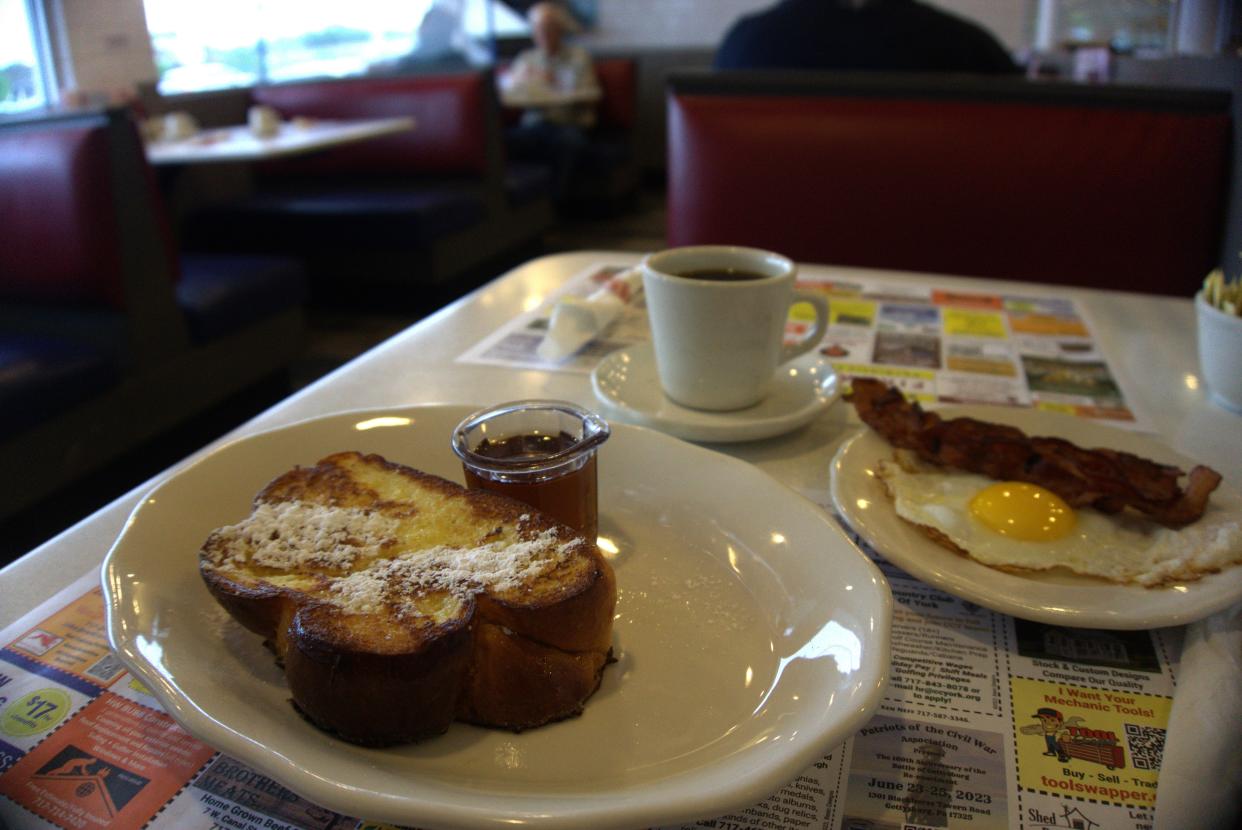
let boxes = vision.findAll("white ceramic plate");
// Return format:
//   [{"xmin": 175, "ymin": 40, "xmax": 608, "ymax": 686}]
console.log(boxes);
[
  {"xmin": 591, "ymin": 343, "xmax": 840, "ymax": 442},
  {"xmin": 831, "ymin": 405, "xmax": 1242, "ymax": 630},
  {"xmin": 104, "ymin": 406, "xmax": 891, "ymax": 829}
]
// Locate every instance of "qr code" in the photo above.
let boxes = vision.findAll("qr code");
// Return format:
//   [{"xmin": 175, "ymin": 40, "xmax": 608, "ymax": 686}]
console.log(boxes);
[{"xmin": 1124, "ymin": 722, "xmax": 1166, "ymax": 771}]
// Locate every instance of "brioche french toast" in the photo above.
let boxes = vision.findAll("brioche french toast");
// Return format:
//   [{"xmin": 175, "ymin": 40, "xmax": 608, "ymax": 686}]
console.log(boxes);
[{"xmin": 198, "ymin": 451, "xmax": 616, "ymax": 746}]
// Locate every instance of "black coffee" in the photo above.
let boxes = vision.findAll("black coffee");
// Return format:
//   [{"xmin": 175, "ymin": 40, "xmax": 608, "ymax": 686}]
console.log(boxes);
[{"xmin": 675, "ymin": 268, "xmax": 768, "ymax": 282}]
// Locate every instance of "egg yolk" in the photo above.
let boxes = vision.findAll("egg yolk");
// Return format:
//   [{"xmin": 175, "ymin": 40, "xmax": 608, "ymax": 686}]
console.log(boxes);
[{"xmin": 968, "ymin": 482, "xmax": 1076, "ymax": 541}]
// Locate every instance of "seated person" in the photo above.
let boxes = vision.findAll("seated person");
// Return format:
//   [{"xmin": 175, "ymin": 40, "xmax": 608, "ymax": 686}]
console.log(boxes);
[
  {"xmin": 715, "ymin": 0, "xmax": 1019, "ymax": 74},
  {"xmin": 372, "ymin": 0, "xmax": 478, "ymax": 74},
  {"xmin": 502, "ymin": 2, "xmax": 600, "ymax": 201}
]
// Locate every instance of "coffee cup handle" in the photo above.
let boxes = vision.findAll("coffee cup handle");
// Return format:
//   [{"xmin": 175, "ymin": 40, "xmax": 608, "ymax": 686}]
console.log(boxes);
[{"xmin": 779, "ymin": 292, "xmax": 829, "ymax": 365}]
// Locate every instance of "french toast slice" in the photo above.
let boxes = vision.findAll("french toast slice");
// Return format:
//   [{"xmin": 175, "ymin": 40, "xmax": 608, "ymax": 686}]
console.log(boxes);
[{"xmin": 199, "ymin": 451, "xmax": 616, "ymax": 745}]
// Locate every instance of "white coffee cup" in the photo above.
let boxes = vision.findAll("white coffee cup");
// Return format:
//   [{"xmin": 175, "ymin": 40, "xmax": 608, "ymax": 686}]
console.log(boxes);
[
  {"xmin": 162, "ymin": 111, "xmax": 199, "ymax": 141},
  {"xmin": 248, "ymin": 105, "xmax": 281, "ymax": 138},
  {"xmin": 641, "ymin": 245, "xmax": 829, "ymax": 411},
  {"xmin": 1196, "ymin": 291, "xmax": 1242, "ymax": 414}
]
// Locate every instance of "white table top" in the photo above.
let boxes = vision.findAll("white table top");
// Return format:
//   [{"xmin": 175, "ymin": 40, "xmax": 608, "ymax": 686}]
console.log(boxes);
[
  {"xmin": 2, "ymin": 251, "xmax": 1236, "ymax": 627},
  {"xmin": 499, "ymin": 86, "xmax": 601, "ymax": 109},
  {"xmin": 144, "ymin": 116, "xmax": 414, "ymax": 166}
]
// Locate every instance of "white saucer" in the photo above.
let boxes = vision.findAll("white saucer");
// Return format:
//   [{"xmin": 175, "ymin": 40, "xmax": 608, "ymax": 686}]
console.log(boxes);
[{"xmin": 591, "ymin": 342, "xmax": 840, "ymax": 442}]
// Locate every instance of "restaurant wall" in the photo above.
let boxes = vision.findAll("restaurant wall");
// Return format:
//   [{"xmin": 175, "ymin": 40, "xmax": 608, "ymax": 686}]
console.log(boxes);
[{"xmin": 581, "ymin": 0, "xmax": 1029, "ymax": 52}]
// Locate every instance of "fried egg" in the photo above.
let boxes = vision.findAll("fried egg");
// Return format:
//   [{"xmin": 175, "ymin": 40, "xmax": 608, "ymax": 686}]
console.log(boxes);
[{"xmin": 876, "ymin": 454, "xmax": 1242, "ymax": 586}]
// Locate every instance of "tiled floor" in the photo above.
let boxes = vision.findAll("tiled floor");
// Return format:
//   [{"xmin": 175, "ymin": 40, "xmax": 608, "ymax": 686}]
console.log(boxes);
[{"xmin": 0, "ymin": 187, "xmax": 668, "ymax": 566}]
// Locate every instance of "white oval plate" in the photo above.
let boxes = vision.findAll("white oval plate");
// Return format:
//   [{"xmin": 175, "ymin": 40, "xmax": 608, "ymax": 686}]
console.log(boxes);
[
  {"xmin": 591, "ymin": 343, "xmax": 840, "ymax": 443},
  {"xmin": 831, "ymin": 405, "xmax": 1242, "ymax": 630},
  {"xmin": 104, "ymin": 405, "xmax": 890, "ymax": 829}
]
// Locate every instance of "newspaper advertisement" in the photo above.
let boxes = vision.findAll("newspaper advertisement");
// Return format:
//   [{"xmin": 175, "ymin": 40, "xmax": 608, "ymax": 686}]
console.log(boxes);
[
  {"xmin": 0, "ymin": 550, "xmax": 1180, "ymax": 830},
  {"xmin": 457, "ymin": 264, "xmax": 650, "ymax": 375},
  {"xmin": 456, "ymin": 264, "xmax": 1141, "ymax": 425}
]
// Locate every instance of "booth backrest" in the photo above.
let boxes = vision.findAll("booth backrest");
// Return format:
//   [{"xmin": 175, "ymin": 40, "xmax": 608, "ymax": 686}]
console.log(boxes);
[
  {"xmin": 0, "ymin": 108, "xmax": 188, "ymax": 360},
  {"xmin": 253, "ymin": 71, "xmax": 495, "ymax": 178},
  {"xmin": 0, "ymin": 117, "xmax": 126, "ymax": 308},
  {"xmin": 667, "ymin": 72, "xmax": 1232, "ymax": 295},
  {"xmin": 594, "ymin": 58, "xmax": 637, "ymax": 131}
]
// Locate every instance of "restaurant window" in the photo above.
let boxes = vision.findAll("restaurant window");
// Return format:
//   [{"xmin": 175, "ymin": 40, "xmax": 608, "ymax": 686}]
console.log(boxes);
[
  {"xmin": 1030, "ymin": 0, "xmax": 1174, "ymax": 54},
  {"xmin": 143, "ymin": 0, "xmax": 518, "ymax": 95},
  {"xmin": 0, "ymin": 0, "xmax": 56, "ymax": 112}
]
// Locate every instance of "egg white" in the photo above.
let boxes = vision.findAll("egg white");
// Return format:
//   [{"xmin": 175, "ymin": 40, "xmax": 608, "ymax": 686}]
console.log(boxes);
[{"xmin": 876, "ymin": 456, "xmax": 1242, "ymax": 586}]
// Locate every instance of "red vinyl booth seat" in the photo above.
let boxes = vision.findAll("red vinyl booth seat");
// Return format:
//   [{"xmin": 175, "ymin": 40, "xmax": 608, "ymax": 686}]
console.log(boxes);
[
  {"xmin": 667, "ymin": 73, "xmax": 1232, "ymax": 295},
  {"xmin": 0, "ymin": 125, "xmax": 126, "ymax": 309},
  {"xmin": 0, "ymin": 113, "xmax": 305, "ymax": 341},
  {"xmin": 0, "ymin": 108, "xmax": 307, "ymax": 519},
  {"xmin": 253, "ymin": 73, "xmax": 492, "ymax": 177},
  {"xmin": 594, "ymin": 57, "xmax": 637, "ymax": 131}
]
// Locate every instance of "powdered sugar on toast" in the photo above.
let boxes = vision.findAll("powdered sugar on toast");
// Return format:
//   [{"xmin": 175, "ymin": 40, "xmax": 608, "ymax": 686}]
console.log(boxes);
[
  {"xmin": 329, "ymin": 530, "xmax": 581, "ymax": 614},
  {"xmin": 204, "ymin": 500, "xmax": 584, "ymax": 614},
  {"xmin": 205, "ymin": 501, "xmax": 400, "ymax": 570}
]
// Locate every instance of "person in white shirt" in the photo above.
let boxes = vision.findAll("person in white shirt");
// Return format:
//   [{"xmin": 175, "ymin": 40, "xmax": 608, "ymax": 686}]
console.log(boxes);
[
  {"xmin": 503, "ymin": 2, "xmax": 600, "ymax": 202},
  {"xmin": 507, "ymin": 2, "xmax": 599, "ymax": 127}
]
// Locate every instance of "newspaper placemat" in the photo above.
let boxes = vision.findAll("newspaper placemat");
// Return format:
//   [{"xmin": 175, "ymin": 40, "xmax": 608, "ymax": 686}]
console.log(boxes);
[
  {"xmin": 457, "ymin": 263, "xmax": 1147, "ymax": 427},
  {"xmin": 0, "ymin": 554, "xmax": 1181, "ymax": 830}
]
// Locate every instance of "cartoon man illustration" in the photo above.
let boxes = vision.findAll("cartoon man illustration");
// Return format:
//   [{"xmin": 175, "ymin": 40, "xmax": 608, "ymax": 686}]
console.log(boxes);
[{"xmin": 1027, "ymin": 707, "xmax": 1071, "ymax": 762}]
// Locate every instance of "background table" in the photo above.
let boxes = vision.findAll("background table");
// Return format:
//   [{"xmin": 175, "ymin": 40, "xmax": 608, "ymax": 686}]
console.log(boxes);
[{"xmin": 144, "ymin": 116, "xmax": 414, "ymax": 166}]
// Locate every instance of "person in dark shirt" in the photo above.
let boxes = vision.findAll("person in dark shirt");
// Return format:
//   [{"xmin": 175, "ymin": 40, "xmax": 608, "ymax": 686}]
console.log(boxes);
[{"xmin": 714, "ymin": 0, "xmax": 1019, "ymax": 74}]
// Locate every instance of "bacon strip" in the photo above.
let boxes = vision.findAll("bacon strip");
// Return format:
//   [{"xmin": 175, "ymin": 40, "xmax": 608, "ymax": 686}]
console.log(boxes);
[{"xmin": 846, "ymin": 379, "xmax": 1221, "ymax": 527}]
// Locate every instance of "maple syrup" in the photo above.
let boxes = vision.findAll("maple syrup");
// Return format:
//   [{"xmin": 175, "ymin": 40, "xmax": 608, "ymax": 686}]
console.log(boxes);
[{"xmin": 452, "ymin": 402, "xmax": 609, "ymax": 539}]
